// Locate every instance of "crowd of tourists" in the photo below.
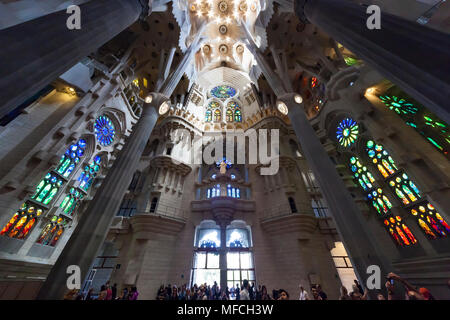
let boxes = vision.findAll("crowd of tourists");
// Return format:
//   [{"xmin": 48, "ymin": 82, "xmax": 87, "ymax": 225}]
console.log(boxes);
[
  {"xmin": 64, "ymin": 272, "xmax": 441, "ymax": 300},
  {"xmin": 64, "ymin": 281, "xmax": 139, "ymax": 300},
  {"xmin": 155, "ymin": 272, "xmax": 439, "ymax": 301}
]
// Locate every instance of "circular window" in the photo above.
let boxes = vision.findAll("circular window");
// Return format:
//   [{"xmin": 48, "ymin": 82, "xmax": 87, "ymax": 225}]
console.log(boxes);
[
  {"xmin": 211, "ymin": 85, "xmax": 236, "ymax": 99},
  {"xmin": 94, "ymin": 115, "xmax": 115, "ymax": 146}
]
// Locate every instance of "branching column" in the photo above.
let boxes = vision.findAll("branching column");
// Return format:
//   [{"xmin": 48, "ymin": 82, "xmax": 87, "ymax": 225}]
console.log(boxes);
[
  {"xmin": 0, "ymin": 0, "xmax": 148, "ymax": 119},
  {"xmin": 36, "ymin": 31, "xmax": 204, "ymax": 299},
  {"xmin": 295, "ymin": 0, "xmax": 450, "ymax": 124}
]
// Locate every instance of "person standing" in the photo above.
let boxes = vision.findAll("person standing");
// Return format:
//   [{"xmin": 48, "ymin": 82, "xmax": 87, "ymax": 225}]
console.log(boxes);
[
  {"xmin": 97, "ymin": 285, "xmax": 107, "ymax": 300},
  {"xmin": 299, "ymin": 285, "xmax": 309, "ymax": 300},
  {"xmin": 105, "ymin": 283, "xmax": 113, "ymax": 300},
  {"xmin": 111, "ymin": 283, "xmax": 117, "ymax": 300},
  {"xmin": 240, "ymin": 280, "xmax": 250, "ymax": 300},
  {"xmin": 354, "ymin": 280, "xmax": 364, "ymax": 297},
  {"xmin": 128, "ymin": 287, "xmax": 139, "ymax": 300},
  {"xmin": 316, "ymin": 284, "xmax": 328, "ymax": 300}
]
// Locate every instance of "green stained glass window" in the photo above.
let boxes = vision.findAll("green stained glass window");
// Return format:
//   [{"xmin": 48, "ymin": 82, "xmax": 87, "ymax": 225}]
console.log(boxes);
[
  {"xmin": 32, "ymin": 172, "xmax": 63, "ymax": 205},
  {"xmin": 379, "ymin": 95, "xmax": 418, "ymax": 115},
  {"xmin": 60, "ymin": 188, "xmax": 84, "ymax": 216},
  {"xmin": 234, "ymin": 109, "xmax": 242, "ymax": 122}
]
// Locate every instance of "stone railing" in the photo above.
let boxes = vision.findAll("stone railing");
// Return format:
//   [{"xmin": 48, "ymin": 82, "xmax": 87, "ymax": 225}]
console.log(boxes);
[
  {"xmin": 261, "ymin": 203, "xmax": 295, "ymax": 220},
  {"xmin": 151, "ymin": 203, "xmax": 188, "ymax": 220}
]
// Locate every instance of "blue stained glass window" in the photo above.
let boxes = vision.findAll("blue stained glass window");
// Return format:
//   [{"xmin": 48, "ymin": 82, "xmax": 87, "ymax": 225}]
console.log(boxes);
[
  {"xmin": 77, "ymin": 156, "xmax": 102, "ymax": 191},
  {"xmin": 56, "ymin": 139, "xmax": 87, "ymax": 178},
  {"xmin": 211, "ymin": 85, "xmax": 237, "ymax": 99},
  {"xmin": 94, "ymin": 116, "xmax": 115, "ymax": 146}
]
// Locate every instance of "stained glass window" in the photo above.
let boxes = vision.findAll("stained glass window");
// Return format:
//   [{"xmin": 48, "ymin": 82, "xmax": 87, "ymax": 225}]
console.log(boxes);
[
  {"xmin": 344, "ymin": 57, "xmax": 359, "ymax": 66},
  {"xmin": 227, "ymin": 184, "xmax": 241, "ymax": 198},
  {"xmin": 226, "ymin": 109, "xmax": 233, "ymax": 122},
  {"xmin": 410, "ymin": 203, "xmax": 450, "ymax": 239},
  {"xmin": 367, "ymin": 189, "xmax": 393, "ymax": 215},
  {"xmin": 337, "ymin": 118, "xmax": 359, "ymax": 147},
  {"xmin": 234, "ymin": 109, "xmax": 242, "ymax": 122},
  {"xmin": 94, "ymin": 115, "xmax": 115, "ymax": 146},
  {"xmin": 349, "ymin": 156, "xmax": 392, "ymax": 215},
  {"xmin": 0, "ymin": 203, "xmax": 43, "ymax": 239},
  {"xmin": 209, "ymin": 101, "xmax": 220, "ymax": 109},
  {"xmin": 405, "ymin": 114, "xmax": 449, "ymax": 157},
  {"xmin": 349, "ymin": 156, "xmax": 375, "ymax": 191},
  {"xmin": 197, "ymin": 228, "xmax": 221, "ymax": 248},
  {"xmin": 205, "ymin": 109, "xmax": 212, "ymax": 122},
  {"xmin": 36, "ymin": 215, "xmax": 67, "ymax": 246},
  {"xmin": 31, "ymin": 172, "xmax": 64, "ymax": 205},
  {"xmin": 379, "ymin": 95, "xmax": 418, "ymax": 115},
  {"xmin": 227, "ymin": 101, "xmax": 239, "ymax": 110},
  {"xmin": 388, "ymin": 173, "xmax": 421, "ymax": 205},
  {"xmin": 77, "ymin": 155, "xmax": 101, "ymax": 191},
  {"xmin": 207, "ymin": 184, "xmax": 221, "ymax": 198},
  {"xmin": 378, "ymin": 87, "xmax": 449, "ymax": 157},
  {"xmin": 214, "ymin": 109, "xmax": 221, "ymax": 122},
  {"xmin": 211, "ymin": 85, "xmax": 237, "ymax": 99},
  {"xmin": 366, "ymin": 140, "xmax": 398, "ymax": 178},
  {"xmin": 226, "ymin": 229, "xmax": 249, "ymax": 248},
  {"xmin": 56, "ymin": 139, "xmax": 87, "ymax": 178},
  {"xmin": 60, "ymin": 188, "xmax": 84, "ymax": 216},
  {"xmin": 383, "ymin": 216, "xmax": 417, "ymax": 246}
]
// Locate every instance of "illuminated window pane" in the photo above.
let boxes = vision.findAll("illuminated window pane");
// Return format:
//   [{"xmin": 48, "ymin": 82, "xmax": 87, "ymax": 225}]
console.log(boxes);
[
  {"xmin": 240, "ymin": 252, "xmax": 253, "ymax": 269},
  {"xmin": 227, "ymin": 252, "xmax": 240, "ymax": 269},
  {"xmin": 194, "ymin": 252, "xmax": 206, "ymax": 268},
  {"xmin": 197, "ymin": 228, "xmax": 221, "ymax": 248},
  {"xmin": 207, "ymin": 252, "xmax": 220, "ymax": 268},
  {"xmin": 226, "ymin": 228, "xmax": 249, "ymax": 247}
]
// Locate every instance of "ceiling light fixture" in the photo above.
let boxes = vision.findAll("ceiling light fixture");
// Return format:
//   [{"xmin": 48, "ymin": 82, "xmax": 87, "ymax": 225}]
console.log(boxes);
[
  {"xmin": 144, "ymin": 95, "xmax": 153, "ymax": 104},
  {"xmin": 159, "ymin": 101, "xmax": 170, "ymax": 115},
  {"xmin": 277, "ymin": 101, "xmax": 288, "ymax": 115}
]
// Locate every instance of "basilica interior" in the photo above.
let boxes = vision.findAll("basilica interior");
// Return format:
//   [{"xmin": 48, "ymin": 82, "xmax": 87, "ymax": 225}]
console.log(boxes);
[{"xmin": 0, "ymin": 0, "xmax": 449, "ymax": 300}]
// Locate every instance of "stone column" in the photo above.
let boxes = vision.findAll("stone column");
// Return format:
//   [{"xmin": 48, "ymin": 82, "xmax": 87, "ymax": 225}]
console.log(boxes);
[
  {"xmin": 219, "ymin": 224, "xmax": 227, "ymax": 291},
  {"xmin": 295, "ymin": 0, "xmax": 450, "ymax": 124},
  {"xmin": 244, "ymin": 26, "xmax": 391, "ymax": 297},
  {"xmin": 0, "ymin": 0, "xmax": 148, "ymax": 119},
  {"xmin": 279, "ymin": 93, "xmax": 392, "ymax": 297},
  {"xmin": 36, "ymin": 93, "xmax": 166, "ymax": 300}
]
